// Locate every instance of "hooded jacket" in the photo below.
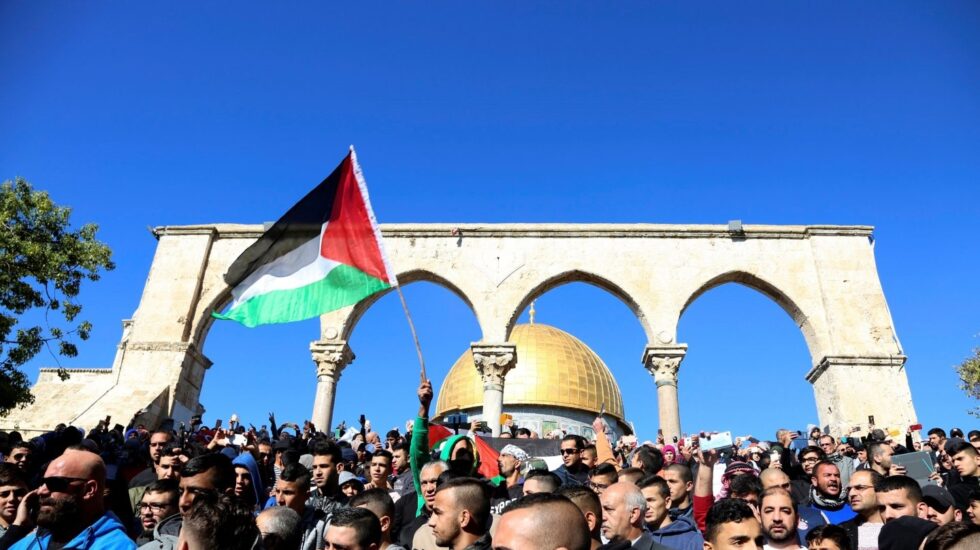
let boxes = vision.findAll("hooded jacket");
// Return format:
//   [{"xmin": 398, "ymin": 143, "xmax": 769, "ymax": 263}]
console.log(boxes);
[
  {"xmin": 136, "ymin": 513, "xmax": 181, "ymax": 550},
  {"xmin": 437, "ymin": 435, "xmax": 480, "ymax": 473},
  {"xmin": 648, "ymin": 515, "xmax": 704, "ymax": 550},
  {"xmin": 232, "ymin": 452, "xmax": 265, "ymax": 509},
  {"xmin": 10, "ymin": 511, "xmax": 135, "ymax": 550}
]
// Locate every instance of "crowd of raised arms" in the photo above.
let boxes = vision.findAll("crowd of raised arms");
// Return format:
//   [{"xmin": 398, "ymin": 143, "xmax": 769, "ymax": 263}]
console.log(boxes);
[{"xmin": 0, "ymin": 379, "xmax": 978, "ymax": 550}]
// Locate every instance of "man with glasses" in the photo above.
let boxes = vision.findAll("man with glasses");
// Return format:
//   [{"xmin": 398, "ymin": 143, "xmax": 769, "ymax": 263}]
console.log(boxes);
[
  {"xmin": 10, "ymin": 448, "xmax": 135, "ymax": 549},
  {"xmin": 840, "ymin": 470, "xmax": 885, "ymax": 550},
  {"xmin": 136, "ymin": 479, "xmax": 179, "ymax": 546},
  {"xmin": 588, "ymin": 464, "xmax": 619, "ymax": 497},
  {"xmin": 790, "ymin": 447, "xmax": 824, "ymax": 506},
  {"xmin": 553, "ymin": 435, "xmax": 590, "ymax": 488},
  {"xmin": 4, "ymin": 443, "xmax": 32, "ymax": 475}
]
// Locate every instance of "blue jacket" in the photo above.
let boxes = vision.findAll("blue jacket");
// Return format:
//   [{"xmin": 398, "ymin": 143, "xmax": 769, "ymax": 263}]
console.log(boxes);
[
  {"xmin": 232, "ymin": 451, "xmax": 266, "ymax": 508},
  {"xmin": 648, "ymin": 515, "xmax": 704, "ymax": 550},
  {"xmin": 11, "ymin": 512, "xmax": 135, "ymax": 550}
]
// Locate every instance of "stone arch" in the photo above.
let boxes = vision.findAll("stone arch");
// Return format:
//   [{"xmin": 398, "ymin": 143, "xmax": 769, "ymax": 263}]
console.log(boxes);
[
  {"xmin": 332, "ymin": 268, "xmax": 480, "ymax": 342},
  {"xmin": 503, "ymin": 269, "xmax": 654, "ymax": 342},
  {"xmin": 676, "ymin": 270, "xmax": 821, "ymax": 364}
]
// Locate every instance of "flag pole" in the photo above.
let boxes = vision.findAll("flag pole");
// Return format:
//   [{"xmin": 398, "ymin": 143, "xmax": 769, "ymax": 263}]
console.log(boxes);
[{"xmin": 395, "ymin": 285, "xmax": 428, "ymax": 382}]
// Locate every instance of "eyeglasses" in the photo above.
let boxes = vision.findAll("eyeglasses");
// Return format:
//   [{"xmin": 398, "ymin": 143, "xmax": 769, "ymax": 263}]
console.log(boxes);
[
  {"xmin": 589, "ymin": 481, "xmax": 610, "ymax": 491},
  {"xmin": 848, "ymin": 484, "xmax": 873, "ymax": 492},
  {"xmin": 41, "ymin": 476, "xmax": 88, "ymax": 492},
  {"xmin": 138, "ymin": 502, "xmax": 173, "ymax": 512},
  {"xmin": 802, "ymin": 457, "xmax": 820, "ymax": 463},
  {"xmin": 560, "ymin": 449, "xmax": 581, "ymax": 456}
]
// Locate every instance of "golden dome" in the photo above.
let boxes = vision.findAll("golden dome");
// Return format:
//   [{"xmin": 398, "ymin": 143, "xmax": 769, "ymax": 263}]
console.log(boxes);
[{"xmin": 434, "ymin": 323, "xmax": 625, "ymax": 421}]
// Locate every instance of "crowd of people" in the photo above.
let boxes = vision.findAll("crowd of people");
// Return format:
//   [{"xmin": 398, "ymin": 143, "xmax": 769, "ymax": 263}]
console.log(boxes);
[{"xmin": 0, "ymin": 380, "xmax": 978, "ymax": 550}]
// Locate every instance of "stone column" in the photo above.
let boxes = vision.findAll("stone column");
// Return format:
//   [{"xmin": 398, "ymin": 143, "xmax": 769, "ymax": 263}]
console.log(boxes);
[
  {"xmin": 806, "ymin": 355, "xmax": 915, "ymax": 436},
  {"xmin": 310, "ymin": 341, "xmax": 355, "ymax": 434},
  {"xmin": 642, "ymin": 344, "xmax": 688, "ymax": 443},
  {"xmin": 471, "ymin": 343, "xmax": 518, "ymax": 437}
]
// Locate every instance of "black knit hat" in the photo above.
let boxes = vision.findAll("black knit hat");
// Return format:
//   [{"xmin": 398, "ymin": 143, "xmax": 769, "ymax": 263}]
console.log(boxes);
[{"xmin": 878, "ymin": 516, "xmax": 938, "ymax": 550}]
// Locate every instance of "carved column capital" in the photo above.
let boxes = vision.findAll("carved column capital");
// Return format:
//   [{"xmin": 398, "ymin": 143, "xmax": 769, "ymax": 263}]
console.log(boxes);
[
  {"xmin": 310, "ymin": 341, "xmax": 355, "ymax": 381},
  {"xmin": 642, "ymin": 344, "xmax": 688, "ymax": 388},
  {"xmin": 471, "ymin": 343, "xmax": 518, "ymax": 391}
]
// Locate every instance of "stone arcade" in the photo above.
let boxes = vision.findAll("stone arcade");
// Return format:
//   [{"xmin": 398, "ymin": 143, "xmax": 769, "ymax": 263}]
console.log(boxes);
[{"xmin": 1, "ymin": 223, "xmax": 918, "ymax": 439}]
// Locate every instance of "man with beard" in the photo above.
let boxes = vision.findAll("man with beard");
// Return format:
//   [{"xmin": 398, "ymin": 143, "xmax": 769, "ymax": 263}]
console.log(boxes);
[
  {"xmin": 838, "ymin": 470, "xmax": 883, "ymax": 550},
  {"xmin": 759, "ymin": 488, "xmax": 805, "ymax": 550},
  {"xmin": 817, "ymin": 436, "xmax": 854, "ymax": 490},
  {"xmin": 802, "ymin": 462, "xmax": 856, "ymax": 525},
  {"xmin": 427, "ymin": 478, "xmax": 491, "ymax": 550},
  {"xmin": 136, "ymin": 479, "xmax": 179, "ymax": 546},
  {"xmin": 130, "ymin": 431, "xmax": 175, "ymax": 489},
  {"xmin": 867, "ymin": 442, "xmax": 905, "ymax": 478},
  {"xmin": 875, "ymin": 475, "xmax": 926, "ymax": 524},
  {"xmin": 490, "ymin": 445, "xmax": 527, "ymax": 515},
  {"xmin": 11, "ymin": 449, "xmax": 135, "ymax": 549}
]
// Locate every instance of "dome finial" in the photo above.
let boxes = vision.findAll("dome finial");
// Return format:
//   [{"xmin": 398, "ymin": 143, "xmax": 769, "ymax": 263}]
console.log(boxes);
[{"xmin": 529, "ymin": 301, "xmax": 536, "ymax": 324}]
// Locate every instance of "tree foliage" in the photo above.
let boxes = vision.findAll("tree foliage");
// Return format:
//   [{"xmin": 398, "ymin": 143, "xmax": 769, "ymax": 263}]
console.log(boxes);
[
  {"xmin": 955, "ymin": 346, "xmax": 980, "ymax": 418},
  {"xmin": 0, "ymin": 178, "xmax": 114, "ymax": 416}
]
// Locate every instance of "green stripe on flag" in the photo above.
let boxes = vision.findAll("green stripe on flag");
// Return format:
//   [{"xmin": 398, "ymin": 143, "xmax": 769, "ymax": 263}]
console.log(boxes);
[{"xmin": 212, "ymin": 264, "xmax": 391, "ymax": 328}]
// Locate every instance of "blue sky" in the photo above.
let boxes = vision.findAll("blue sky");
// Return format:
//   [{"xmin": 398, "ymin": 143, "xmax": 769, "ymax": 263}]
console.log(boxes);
[{"xmin": 2, "ymin": 2, "xmax": 978, "ymax": 440}]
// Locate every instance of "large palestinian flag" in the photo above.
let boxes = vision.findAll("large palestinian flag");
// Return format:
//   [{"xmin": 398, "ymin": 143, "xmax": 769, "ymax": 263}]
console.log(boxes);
[{"xmin": 213, "ymin": 148, "xmax": 397, "ymax": 327}]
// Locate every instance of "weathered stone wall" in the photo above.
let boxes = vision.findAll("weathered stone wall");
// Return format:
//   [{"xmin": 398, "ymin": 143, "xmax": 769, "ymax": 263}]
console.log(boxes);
[{"xmin": 1, "ymin": 223, "xmax": 917, "ymax": 438}]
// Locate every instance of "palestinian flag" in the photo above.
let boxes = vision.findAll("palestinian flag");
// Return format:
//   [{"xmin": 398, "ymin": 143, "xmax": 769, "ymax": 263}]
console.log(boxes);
[{"xmin": 213, "ymin": 148, "xmax": 397, "ymax": 327}]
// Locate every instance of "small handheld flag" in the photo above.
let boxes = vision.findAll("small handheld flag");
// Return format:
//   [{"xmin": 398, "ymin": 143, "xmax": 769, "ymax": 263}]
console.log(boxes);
[{"xmin": 213, "ymin": 148, "xmax": 397, "ymax": 327}]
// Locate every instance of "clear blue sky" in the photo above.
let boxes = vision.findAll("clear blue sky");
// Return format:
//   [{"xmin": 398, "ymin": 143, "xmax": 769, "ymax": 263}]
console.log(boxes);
[{"xmin": 2, "ymin": 2, "xmax": 978, "ymax": 440}]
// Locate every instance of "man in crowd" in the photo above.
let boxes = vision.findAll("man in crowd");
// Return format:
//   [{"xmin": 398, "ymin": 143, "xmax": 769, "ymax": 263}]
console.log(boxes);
[
  {"xmin": 11, "ymin": 449, "xmax": 134, "ymax": 549},
  {"xmin": 351, "ymin": 489, "xmax": 405, "ymax": 550},
  {"xmin": 178, "ymin": 453, "xmax": 235, "ymax": 517},
  {"xmin": 136, "ymin": 479, "xmax": 179, "ymax": 546},
  {"xmin": 588, "ymin": 464, "xmax": 618, "ymax": 497},
  {"xmin": 927, "ymin": 429, "xmax": 947, "ymax": 453},
  {"xmin": 309, "ymin": 439, "xmax": 346, "ymax": 517},
  {"xmin": 759, "ymin": 488, "xmax": 804, "ymax": 550},
  {"xmin": 176, "ymin": 495, "xmax": 258, "ymax": 550},
  {"xmin": 427, "ymin": 478, "xmax": 492, "ymax": 550},
  {"xmin": 874, "ymin": 475, "xmax": 925, "ymax": 523},
  {"xmin": 919, "ymin": 485, "xmax": 962, "ymax": 526},
  {"xmin": 631, "ymin": 448, "xmax": 665, "ymax": 478},
  {"xmin": 398, "ymin": 460, "xmax": 448, "ymax": 548},
  {"xmin": 275, "ymin": 463, "xmax": 327, "ymax": 550},
  {"xmin": 599, "ymin": 481, "xmax": 668, "ymax": 550},
  {"xmin": 232, "ymin": 452, "xmax": 264, "ymax": 511},
  {"xmin": 838, "ymin": 470, "xmax": 883, "ymax": 550},
  {"xmin": 583, "ymin": 446, "xmax": 599, "ymax": 470},
  {"xmin": 0, "ymin": 464, "xmax": 28, "ymax": 539},
  {"xmin": 523, "ymin": 470, "xmax": 561, "ymax": 496},
  {"xmin": 554, "ymin": 435, "xmax": 591, "ymax": 487},
  {"xmin": 326, "ymin": 507, "xmax": 382, "ymax": 550},
  {"xmin": 791, "ymin": 447, "xmax": 824, "ymax": 505},
  {"xmin": 803, "ymin": 462, "xmax": 855, "ymax": 524},
  {"xmin": 638, "ymin": 476, "xmax": 703, "ymax": 550},
  {"xmin": 493, "ymin": 493, "xmax": 591, "ymax": 550},
  {"xmin": 557, "ymin": 486, "xmax": 604, "ymax": 550},
  {"xmin": 367, "ymin": 450, "xmax": 395, "ymax": 495},
  {"xmin": 818, "ymin": 436, "xmax": 853, "ymax": 489},
  {"xmin": 702, "ymin": 499, "xmax": 764, "ymax": 550},
  {"xmin": 491, "ymin": 445, "xmax": 528, "ymax": 514},
  {"xmin": 867, "ymin": 441, "xmax": 904, "ymax": 477},
  {"xmin": 131, "ymin": 431, "xmax": 175, "ymax": 489},
  {"xmin": 948, "ymin": 439, "xmax": 980, "ymax": 509},
  {"xmin": 256, "ymin": 506, "xmax": 302, "ymax": 550},
  {"xmin": 4, "ymin": 443, "xmax": 32, "ymax": 475},
  {"xmin": 662, "ymin": 464, "xmax": 694, "ymax": 523},
  {"xmin": 391, "ymin": 443, "xmax": 414, "ymax": 497}
]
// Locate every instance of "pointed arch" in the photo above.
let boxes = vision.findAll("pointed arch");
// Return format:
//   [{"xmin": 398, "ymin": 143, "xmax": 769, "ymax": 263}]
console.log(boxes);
[{"xmin": 505, "ymin": 269, "xmax": 653, "ymax": 341}]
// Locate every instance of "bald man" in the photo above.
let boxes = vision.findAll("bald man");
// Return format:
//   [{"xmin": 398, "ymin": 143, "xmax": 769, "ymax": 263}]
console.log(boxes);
[
  {"xmin": 493, "ymin": 493, "xmax": 590, "ymax": 550},
  {"xmin": 11, "ymin": 449, "xmax": 135, "ymax": 549},
  {"xmin": 598, "ymin": 482, "xmax": 670, "ymax": 550}
]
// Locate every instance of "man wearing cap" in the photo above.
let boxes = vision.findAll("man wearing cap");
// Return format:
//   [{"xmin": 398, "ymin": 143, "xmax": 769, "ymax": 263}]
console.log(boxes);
[
  {"xmin": 919, "ymin": 484, "xmax": 962, "ymax": 526},
  {"xmin": 490, "ymin": 445, "xmax": 527, "ymax": 515}
]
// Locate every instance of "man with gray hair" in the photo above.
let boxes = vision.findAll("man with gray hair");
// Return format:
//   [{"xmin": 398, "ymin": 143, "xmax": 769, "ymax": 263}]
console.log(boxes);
[
  {"xmin": 598, "ymin": 482, "xmax": 669, "ymax": 550},
  {"xmin": 256, "ymin": 506, "xmax": 302, "ymax": 550}
]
